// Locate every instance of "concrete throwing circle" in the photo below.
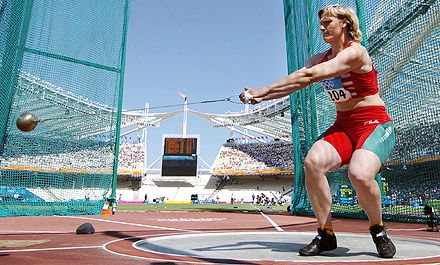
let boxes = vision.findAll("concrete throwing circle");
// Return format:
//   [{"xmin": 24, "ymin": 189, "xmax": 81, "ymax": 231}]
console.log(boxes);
[{"xmin": 133, "ymin": 231, "xmax": 440, "ymax": 263}]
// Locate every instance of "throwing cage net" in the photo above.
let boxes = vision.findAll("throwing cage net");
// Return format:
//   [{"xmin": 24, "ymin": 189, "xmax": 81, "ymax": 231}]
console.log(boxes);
[
  {"xmin": 0, "ymin": 0, "xmax": 130, "ymax": 216},
  {"xmin": 285, "ymin": 0, "xmax": 439, "ymax": 223}
]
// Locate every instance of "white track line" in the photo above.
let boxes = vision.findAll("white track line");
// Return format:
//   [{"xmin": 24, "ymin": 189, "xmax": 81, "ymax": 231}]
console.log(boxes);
[
  {"xmin": 0, "ymin": 245, "xmax": 102, "ymax": 253},
  {"xmin": 103, "ymin": 232, "xmax": 219, "ymax": 264},
  {"xmin": 388, "ymin": 228, "xmax": 426, "ymax": 231},
  {"xmin": 57, "ymin": 215, "xmax": 201, "ymax": 233},
  {"xmin": 251, "ymin": 205, "xmax": 284, "ymax": 231},
  {"xmin": 0, "ymin": 230, "xmax": 67, "ymax": 234}
]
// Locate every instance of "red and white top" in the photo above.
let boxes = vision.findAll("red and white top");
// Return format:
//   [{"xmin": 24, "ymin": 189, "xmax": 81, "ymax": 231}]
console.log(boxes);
[{"xmin": 319, "ymin": 41, "xmax": 379, "ymax": 102}]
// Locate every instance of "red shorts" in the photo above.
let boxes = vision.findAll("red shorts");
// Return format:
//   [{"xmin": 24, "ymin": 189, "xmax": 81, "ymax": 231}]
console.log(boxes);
[{"xmin": 323, "ymin": 106, "xmax": 393, "ymax": 166}]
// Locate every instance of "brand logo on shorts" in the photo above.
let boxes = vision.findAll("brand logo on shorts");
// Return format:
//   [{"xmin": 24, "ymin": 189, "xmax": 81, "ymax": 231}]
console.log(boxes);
[
  {"xmin": 364, "ymin": 120, "xmax": 379, "ymax": 125},
  {"xmin": 380, "ymin": 126, "xmax": 393, "ymax": 142}
]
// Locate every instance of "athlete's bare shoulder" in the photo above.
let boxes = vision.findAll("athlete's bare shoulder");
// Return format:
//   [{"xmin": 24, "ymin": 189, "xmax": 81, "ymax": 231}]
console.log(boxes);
[
  {"xmin": 306, "ymin": 51, "xmax": 328, "ymax": 68},
  {"xmin": 345, "ymin": 41, "xmax": 373, "ymax": 71}
]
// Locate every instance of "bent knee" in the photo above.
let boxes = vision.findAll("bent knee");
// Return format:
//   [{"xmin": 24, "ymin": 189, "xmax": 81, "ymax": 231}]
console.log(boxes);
[
  {"xmin": 348, "ymin": 167, "xmax": 374, "ymax": 186},
  {"xmin": 304, "ymin": 153, "xmax": 332, "ymax": 176},
  {"xmin": 304, "ymin": 155, "xmax": 318, "ymax": 172},
  {"xmin": 348, "ymin": 151, "xmax": 382, "ymax": 185}
]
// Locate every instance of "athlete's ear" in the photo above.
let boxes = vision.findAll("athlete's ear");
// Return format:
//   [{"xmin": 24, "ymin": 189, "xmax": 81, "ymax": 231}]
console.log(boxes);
[{"xmin": 341, "ymin": 19, "xmax": 349, "ymax": 28}]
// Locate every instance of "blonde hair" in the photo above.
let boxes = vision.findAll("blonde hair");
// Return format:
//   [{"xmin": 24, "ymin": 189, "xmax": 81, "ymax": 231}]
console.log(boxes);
[{"xmin": 318, "ymin": 4, "xmax": 363, "ymax": 42}]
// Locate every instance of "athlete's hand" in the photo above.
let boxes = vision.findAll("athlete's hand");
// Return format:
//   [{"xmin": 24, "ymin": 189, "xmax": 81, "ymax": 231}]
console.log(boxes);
[{"xmin": 239, "ymin": 88, "xmax": 263, "ymax": 104}]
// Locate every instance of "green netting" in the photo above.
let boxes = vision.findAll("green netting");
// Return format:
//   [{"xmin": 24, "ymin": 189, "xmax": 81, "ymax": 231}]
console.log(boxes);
[
  {"xmin": 285, "ymin": 0, "xmax": 440, "ymax": 223},
  {"xmin": 0, "ymin": 0, "xmax": 130, "ymax": 216}
]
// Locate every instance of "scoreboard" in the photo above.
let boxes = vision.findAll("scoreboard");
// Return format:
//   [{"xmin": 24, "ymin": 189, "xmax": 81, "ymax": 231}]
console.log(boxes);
[
  {"xmin": 162, "ymin": 137, "xmax": 198, "ymax": 176},
  {"xmin": 163, "ymin": 138, "xmax": 197, "ymax": 156},
  {"xmin": 337, "ymin": 185, "xmax": 355, "ymax": 205}
]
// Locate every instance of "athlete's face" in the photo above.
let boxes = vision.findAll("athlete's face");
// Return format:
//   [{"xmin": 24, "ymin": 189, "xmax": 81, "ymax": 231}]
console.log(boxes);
[{"xmin": 320, "ymin": 14, "xmax": 346, "ymax": 43}]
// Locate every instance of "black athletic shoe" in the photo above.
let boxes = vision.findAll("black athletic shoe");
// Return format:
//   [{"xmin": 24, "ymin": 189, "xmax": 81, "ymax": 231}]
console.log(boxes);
[
  {"xmin": 369, "ymin": 224, "xmax": 396, "ymax": 258},
  {"xmin": 299, "ymin": 228, "xmax": 337, "ymax": 256}
]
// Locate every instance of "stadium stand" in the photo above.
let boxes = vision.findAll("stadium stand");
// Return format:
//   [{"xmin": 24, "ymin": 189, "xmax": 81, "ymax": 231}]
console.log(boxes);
[
  {"xmin": 212, "ymin": 141, "xmax": 294, "ymax": 175},
  {"xmin": 115, "ymin": 141, "xmax": 294, "ymax": 206},
  {"xmin": 117, "ymin": 142, "xmax": 145, "ymax": 175}
]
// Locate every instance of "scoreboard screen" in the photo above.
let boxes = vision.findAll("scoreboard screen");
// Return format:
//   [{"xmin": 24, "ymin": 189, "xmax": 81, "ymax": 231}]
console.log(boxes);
[
  {"xmin": 163, "ymin": 138, "xmax": 197, "ymax": 156},
  {"xmin": 339, "ymin": 186, "xmax": 353, "ymax": 198},
  {"xmin": 162, "ymin": 137, "xmax": 198, "ymax": 176},
  {"xmin": 337, "ymin": 185, "xmax": 354, "ymax": 205},
  {"xmin": 162, "ymin": 155, "xmax": 197, "ymax": 176}
]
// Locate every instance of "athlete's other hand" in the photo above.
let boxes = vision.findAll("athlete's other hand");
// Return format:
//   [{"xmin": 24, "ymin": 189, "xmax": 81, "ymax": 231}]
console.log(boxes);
[{"xmin": 239, "ymin": 88, "xmax": 263, "ymax": 104}]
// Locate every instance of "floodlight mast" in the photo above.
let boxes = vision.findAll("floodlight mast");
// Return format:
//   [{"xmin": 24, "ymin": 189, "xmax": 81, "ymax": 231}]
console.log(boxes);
[
  {"xmin": 179, "ymin": 91, "xmax": 188, "ymax": 137},
  {"xmin": 244, "ymin": 101, "xmax": 250, "ymax": 143},
  {"xmin": 143, "ymin": 102, "xmax": 149, "ymax": 172}
]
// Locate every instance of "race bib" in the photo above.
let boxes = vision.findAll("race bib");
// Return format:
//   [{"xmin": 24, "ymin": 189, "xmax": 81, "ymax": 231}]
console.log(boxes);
[{"xmin": 321, "ymin": 77, "xmax": 352, "ymax": 102}]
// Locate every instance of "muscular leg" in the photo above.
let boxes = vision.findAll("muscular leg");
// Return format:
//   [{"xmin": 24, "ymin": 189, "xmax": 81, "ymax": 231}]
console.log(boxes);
[
  {"xmin": 348, "ymin": 149, "xmax": 383, "ymax": 225},
  {"xmin": 304, "ymin": 140, "xmax": 342, "ymax": 227}
]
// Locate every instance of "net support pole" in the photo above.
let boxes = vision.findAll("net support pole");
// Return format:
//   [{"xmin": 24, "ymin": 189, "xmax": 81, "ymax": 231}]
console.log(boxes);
[
  {"xmin": 0, "ymin": 0, "xmax": 33, "ymax": 149},
  {"xmin": 109, "ymin": 0, "xmax": 131, "ymax": 209},
  {"xmin": 356, "ymin": 0, "xmax": 386, "ymax": 206},
  {"xmin": 355, "ymin": 0, "xmax": 369, "ymax": 49},
  {"xmin": 283, "ymin": 0, "xmax": 313, "ymax": 215}
]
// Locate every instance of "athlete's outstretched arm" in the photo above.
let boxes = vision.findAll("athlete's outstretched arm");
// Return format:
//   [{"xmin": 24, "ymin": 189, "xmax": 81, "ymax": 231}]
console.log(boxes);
[{"xmin": 240, "ymin": 44, "xmax": 367, "ymax": 104}]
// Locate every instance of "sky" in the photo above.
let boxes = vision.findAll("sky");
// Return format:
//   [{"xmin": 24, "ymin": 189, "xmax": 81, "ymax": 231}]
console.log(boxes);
[{"xmin": 122, "ymin": 0, "xmax": 288, "ymax": 168}]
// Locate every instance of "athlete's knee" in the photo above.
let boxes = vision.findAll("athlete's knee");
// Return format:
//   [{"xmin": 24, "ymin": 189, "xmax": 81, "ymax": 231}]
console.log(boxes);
[
  {"xmin": 348, "ymin": 166, "xmax": 375, "ymax": 188},
  {"xmin": 304, "ymin": 153, "xmax": 326, "ymax": 176},
  {"xmin": 348, "ymin": 170, "xmax": 368, "ymax": 187},
  {"xmin": 348, "ymin": 151, "xmax": 381, "ymax": 186},
  {"xmin": 305, "ymin": 144, "xmax": 340, "ymax": 177}
]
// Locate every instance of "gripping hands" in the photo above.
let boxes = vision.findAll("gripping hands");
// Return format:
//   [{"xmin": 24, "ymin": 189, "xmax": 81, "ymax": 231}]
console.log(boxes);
[
  {"xmin": 242, "ymin": 90, "xmax": 254, "ymax": 103},
  {"xmin": 239, "ymin": 88, "xmax": 265, "ymax": 104}
]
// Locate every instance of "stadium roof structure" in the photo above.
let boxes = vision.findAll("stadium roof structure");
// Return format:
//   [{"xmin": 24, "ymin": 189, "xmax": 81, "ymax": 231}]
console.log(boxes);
[
  {"xmin": 16, "ymin": 72, "xmax": 293, "ymax": 141},
  {"xmin": 188, "ymin": 98, "xmax": 292, "ymax": 143},
  {"xmin": 16, "ymin": 72, "xmax": 182, "ymax": 139}
]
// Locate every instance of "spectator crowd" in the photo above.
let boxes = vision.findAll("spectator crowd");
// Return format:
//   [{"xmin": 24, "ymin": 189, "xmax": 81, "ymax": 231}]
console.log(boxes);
[
  {"xmin": 117, "ymin": 142, "xmax": 145, "ymax": 171},
  {"xmin": 212, "ymin": 141, "xmax": 294, "ymax": 174}
]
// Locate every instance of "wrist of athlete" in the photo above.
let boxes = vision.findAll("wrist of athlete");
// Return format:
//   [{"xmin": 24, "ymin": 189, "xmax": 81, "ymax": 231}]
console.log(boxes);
[{"xmin": 253, "ymin": 85, "xmax": 271, "ymax": 98}]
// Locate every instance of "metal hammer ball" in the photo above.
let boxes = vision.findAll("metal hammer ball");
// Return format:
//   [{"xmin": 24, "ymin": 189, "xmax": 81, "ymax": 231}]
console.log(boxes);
[{"xmin": 16, "ymin": 112, "xmax": 39, "ymax": 132}]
